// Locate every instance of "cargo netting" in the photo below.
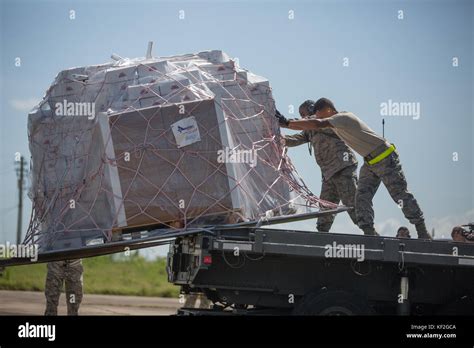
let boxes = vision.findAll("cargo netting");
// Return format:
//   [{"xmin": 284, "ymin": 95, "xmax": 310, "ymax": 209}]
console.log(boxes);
[{"xmin": 25, "ymin": 49, "xmax": 339, "ymax": 251}]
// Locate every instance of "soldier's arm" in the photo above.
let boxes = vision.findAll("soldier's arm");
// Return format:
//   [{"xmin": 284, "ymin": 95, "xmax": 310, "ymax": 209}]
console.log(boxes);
[
  {"xmin": 287, "ymin": 119, "xmax": 332, "ymax": 131},
  {"xmin": 284, "ymin": 132, "xmax": 309, "ymax": 147}
]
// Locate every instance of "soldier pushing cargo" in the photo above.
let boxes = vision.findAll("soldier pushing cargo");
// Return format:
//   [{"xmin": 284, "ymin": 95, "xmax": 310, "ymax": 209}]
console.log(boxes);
[
  {"xmin": 44, "ymin": 259, "xmax": 83, "ymax": 315},
  {"xmin": 278, "ymin": 97, "xmax": 431, "ymax": 239},
  {"xmin": 277, "ymin": 100, "xmax": 362, "ymax": 233}
]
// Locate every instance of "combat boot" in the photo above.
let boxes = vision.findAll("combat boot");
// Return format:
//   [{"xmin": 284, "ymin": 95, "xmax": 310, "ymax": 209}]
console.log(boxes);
[
  {"xmin": 415, "ymin": 222, "xmax": 432, "ymax": 240},
  {"xmin": 361, "ymin": 226, "xmax": 380, "ymax": 236}
]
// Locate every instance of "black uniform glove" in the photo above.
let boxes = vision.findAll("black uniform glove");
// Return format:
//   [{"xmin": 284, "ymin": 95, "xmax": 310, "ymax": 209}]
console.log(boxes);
[{"xmin": 275, "ymin": 109, "xmax": 290, "ymax": 127}]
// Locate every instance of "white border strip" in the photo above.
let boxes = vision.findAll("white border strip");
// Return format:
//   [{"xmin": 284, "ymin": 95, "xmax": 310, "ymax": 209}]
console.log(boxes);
[{"xmin": 98, "ymin": 113, "xmax": 127, "ymax": 228}]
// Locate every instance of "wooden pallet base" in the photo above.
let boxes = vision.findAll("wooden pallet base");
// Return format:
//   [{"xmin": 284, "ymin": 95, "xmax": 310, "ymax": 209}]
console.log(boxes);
[{"xmin": 110, "ymin": 210, "xmax": 244, "ymax": 241}]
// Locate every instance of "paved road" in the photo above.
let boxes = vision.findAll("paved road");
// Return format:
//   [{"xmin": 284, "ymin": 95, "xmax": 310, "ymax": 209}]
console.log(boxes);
[{"xmin": 0, "ymin": 290, "xmax": 181, "ymax": 315}]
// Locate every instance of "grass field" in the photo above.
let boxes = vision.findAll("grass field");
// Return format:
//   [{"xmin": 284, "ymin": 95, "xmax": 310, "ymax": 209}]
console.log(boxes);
[{"xmin": 0, "ymin": 253, "xmax": 179, "ymax": 298}]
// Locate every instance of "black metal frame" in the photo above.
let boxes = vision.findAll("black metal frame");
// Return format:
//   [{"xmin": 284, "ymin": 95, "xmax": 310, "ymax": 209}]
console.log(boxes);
[{"xmin": 168, "ymin": 227, "xmax": 474, "ymax": 315}]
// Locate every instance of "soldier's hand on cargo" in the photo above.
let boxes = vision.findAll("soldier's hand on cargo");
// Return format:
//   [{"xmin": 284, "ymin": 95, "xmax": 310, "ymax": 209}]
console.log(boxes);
[{"xmin": 275, "ymin": 109, "xmax": 290, "ymax": 127}]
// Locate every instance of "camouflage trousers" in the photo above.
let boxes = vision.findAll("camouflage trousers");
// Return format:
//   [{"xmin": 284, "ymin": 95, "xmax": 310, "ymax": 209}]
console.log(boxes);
[
  {"xmin": 356, "ymin": 151, "xmax": 425, "ymax": 233},
  {"xmin": 45, "ymin": 259, "xmax": 83, "ymax": 316},
  {"xmin": 317, "ymin": 165, "xmax": 359, "ymax": 232}
]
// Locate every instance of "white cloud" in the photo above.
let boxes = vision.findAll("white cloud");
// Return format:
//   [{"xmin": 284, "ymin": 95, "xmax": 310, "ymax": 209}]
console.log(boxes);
[
  {"xmin": 9, "ymin": 97, "xmax": 40, "ymax": 112},
  {"xmin": 376, "ymin": 217, "xmax": 404, "ymax": 236}
]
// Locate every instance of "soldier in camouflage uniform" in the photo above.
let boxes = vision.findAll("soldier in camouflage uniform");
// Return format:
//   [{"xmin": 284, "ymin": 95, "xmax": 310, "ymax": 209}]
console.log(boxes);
[
  {"xmin": 396, "ymin": 226, "xmax": 411, "ymax": 238},
  {"xmin": 278, "ymin": 100, "xmax": 361, "ymax": 232},
  {"xmin": 281, "ymin": 97, "xmax": 431, "ymax": 239},
  {"xmin": 44, "ymin": 259, "xmax": 83, "ymax": 316},
  {"xmin": 355, "ymin": 148, "xmax": 429, "ymax": 237},
  {"xmin": 451, "ymin": 226, "xmax": 474, "ymax": 243}
]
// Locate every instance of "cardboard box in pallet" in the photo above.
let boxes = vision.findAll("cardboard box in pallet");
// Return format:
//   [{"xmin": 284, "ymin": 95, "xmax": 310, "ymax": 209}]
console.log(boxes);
[
  {"xmin": 99, "ymin": 97, "xmax": 289, "ymax": 231},
  {"xmin": 101, "ymin": 99, "xmax": 235, "ymax": 229}
]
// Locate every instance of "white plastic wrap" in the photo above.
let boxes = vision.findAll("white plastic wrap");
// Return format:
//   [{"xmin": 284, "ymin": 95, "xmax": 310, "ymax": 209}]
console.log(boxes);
[{"xmin": 26, "ymin": 50, "xmax": 333, "ymax": 251}]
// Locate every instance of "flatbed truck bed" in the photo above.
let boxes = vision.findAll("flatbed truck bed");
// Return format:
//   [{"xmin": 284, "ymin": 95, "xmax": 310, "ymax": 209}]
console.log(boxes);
[
  {"xmin": 2, "ymin": 208, "xmax": 473, "ymax": 316},
  {"xmin": 167, "ymin": 226, "xmax": 474, "ymax": 315}
]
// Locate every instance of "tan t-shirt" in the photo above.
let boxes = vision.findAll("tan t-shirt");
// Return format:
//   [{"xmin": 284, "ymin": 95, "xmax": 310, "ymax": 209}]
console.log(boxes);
[{"xmin": 326, "ymin": 112, "xmax": 388, "ymax": 157}]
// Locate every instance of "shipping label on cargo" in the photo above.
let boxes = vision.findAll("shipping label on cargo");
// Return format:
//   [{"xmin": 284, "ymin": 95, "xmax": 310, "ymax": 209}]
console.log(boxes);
[{"xmin": 171, "ymin": 116, "xmax": 201, "ymax": 148}]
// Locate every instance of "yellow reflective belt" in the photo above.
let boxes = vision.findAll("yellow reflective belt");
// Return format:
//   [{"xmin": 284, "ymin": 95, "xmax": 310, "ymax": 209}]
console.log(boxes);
[{"xmin": 367, "ymin": 144, "xmax": 395, "ymax": 165}]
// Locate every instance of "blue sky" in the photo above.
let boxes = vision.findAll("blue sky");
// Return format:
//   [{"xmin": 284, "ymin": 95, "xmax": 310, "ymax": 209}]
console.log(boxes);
[{"xmin": 0, "ymin": 0, "xmax": 472, "ymax": 255}]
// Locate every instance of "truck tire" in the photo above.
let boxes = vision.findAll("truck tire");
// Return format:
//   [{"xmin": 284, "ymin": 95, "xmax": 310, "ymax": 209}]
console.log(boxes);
[{"xmin": 293, "ymin": 290, "xmax": 375, "ymax": 315}]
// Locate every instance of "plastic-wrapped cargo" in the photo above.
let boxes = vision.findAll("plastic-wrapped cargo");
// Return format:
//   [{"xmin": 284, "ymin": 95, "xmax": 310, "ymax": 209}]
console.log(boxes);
[{"xmin": 26, "ymin": 49, "xmax": 329, "ymax": 252}]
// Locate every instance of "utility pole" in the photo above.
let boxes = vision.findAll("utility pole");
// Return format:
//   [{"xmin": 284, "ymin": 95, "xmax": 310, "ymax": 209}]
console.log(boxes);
[
  {"xmin": 16, "ymin": 156, "xmax": 26, "ymax": 245},
  {"xmin": 382, "ymin": 118, "xmax": 385, "ymax": 138}
]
